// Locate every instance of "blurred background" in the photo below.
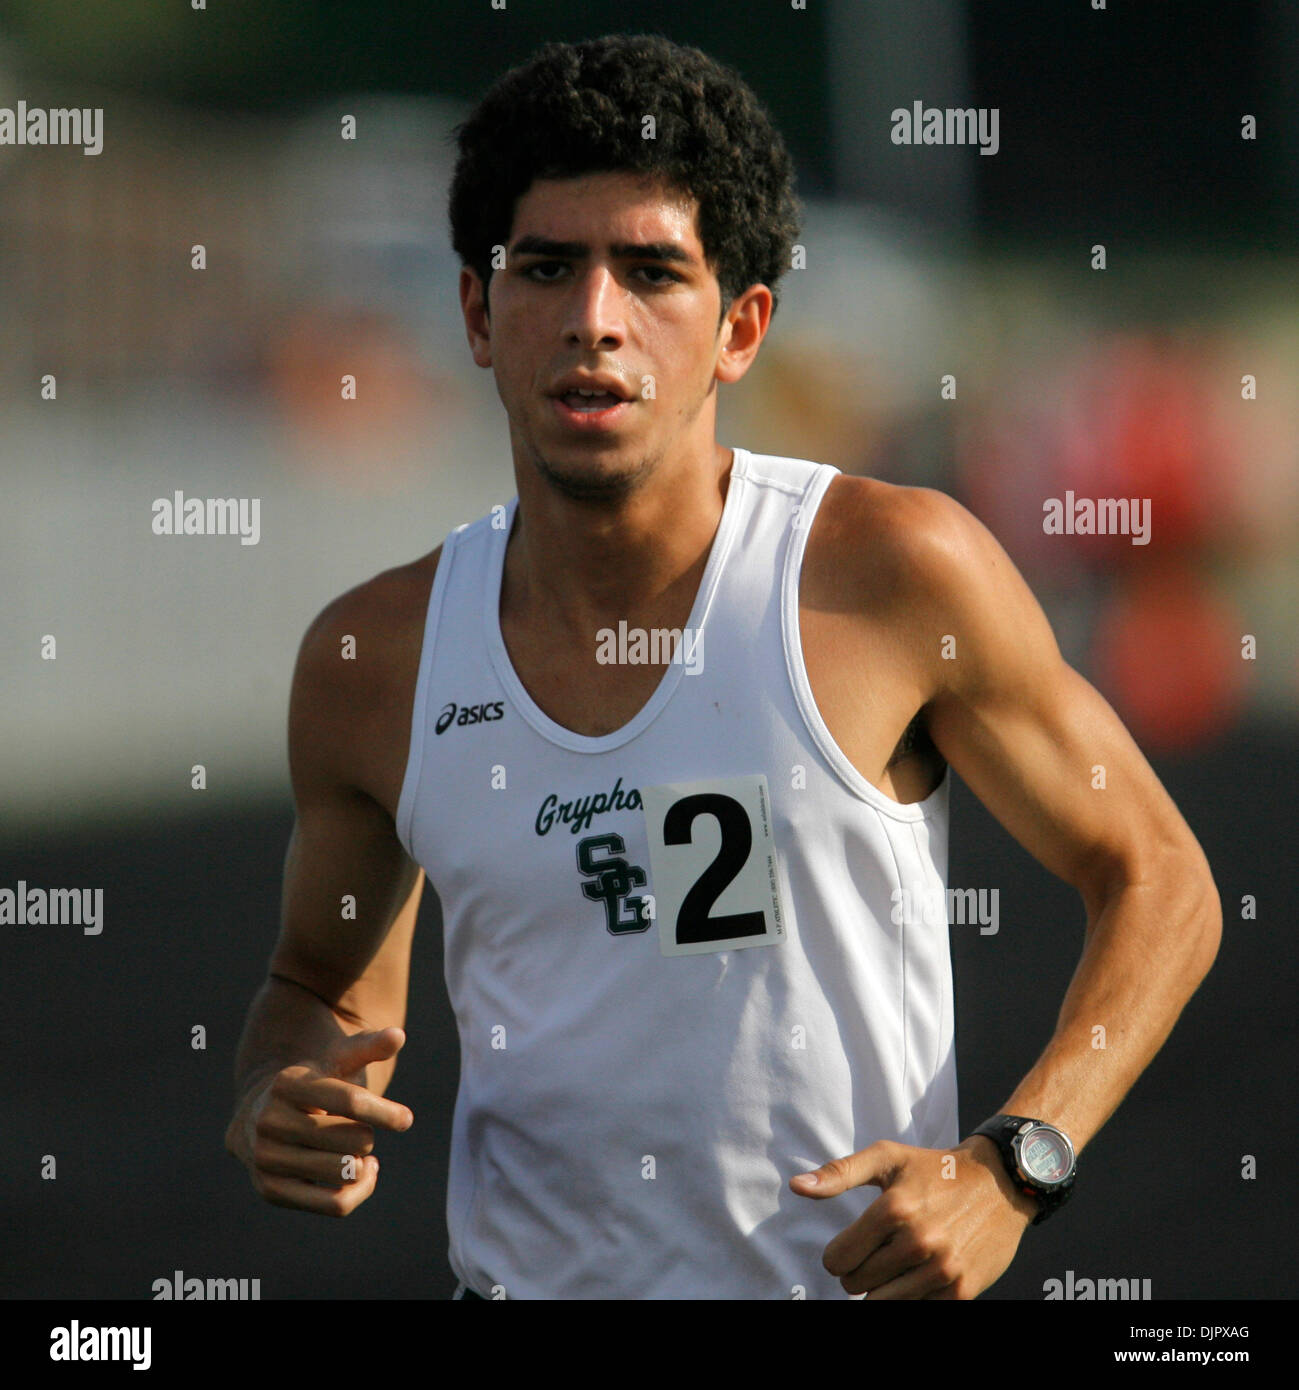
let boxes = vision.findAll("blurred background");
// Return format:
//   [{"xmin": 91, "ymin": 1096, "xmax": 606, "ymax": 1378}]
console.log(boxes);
[{"xmin": 2, "ymin": 0, "xmax": 1294, "ymax": 1301}]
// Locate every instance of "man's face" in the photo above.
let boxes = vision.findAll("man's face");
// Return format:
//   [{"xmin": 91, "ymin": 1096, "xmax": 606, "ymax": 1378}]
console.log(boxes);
[{"xmin": 461, "ymin": 170, "xmax": 746, "ymax": 502}]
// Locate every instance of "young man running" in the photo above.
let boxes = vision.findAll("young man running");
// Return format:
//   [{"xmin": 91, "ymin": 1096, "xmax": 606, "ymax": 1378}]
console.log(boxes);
[{"xmin": 225, "ymin": 34, "xmax": 1221, "ymax": 1300}]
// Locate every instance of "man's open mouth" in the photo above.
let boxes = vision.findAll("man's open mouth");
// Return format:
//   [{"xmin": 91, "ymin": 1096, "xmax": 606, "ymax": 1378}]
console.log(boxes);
[
  {"xmin": 550, "ymin": 390, "xmax": 633, "ymax": 431},
  {"xmin": 560, "ymin": 389, "xmax": 624, "ymax": 411}
]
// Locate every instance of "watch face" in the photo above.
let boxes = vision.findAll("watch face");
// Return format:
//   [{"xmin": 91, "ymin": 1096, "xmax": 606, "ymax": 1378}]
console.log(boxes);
[{"xmin": 1019, "ymin": 1126, "xmax": 1072, "ymax": 1185}]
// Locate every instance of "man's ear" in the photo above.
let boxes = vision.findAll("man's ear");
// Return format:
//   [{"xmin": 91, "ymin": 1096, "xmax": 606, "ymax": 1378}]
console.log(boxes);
[
  {"xmin": 460, "ymin": 265, "xmax": 493, "ymax": 368},
  {"xmin": 715, "ymin": 282, "xmax": 773, "ymax": 386}
]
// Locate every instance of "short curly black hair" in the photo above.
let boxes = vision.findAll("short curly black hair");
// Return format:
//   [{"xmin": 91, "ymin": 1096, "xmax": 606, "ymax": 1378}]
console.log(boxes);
[{"xmin": 448, "ymin": 33, "xmax": 802, "ymax": 324}]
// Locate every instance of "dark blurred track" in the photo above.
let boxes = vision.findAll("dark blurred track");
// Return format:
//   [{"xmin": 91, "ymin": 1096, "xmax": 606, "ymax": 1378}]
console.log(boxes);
[{"xmin": 3, "ymin": 726, "xmax": 1291, "ymax": 1299}]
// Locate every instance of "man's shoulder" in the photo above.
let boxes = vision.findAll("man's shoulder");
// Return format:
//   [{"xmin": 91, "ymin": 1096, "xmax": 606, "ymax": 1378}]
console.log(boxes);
[
  {"xmin": 290, "ymin": 547, "xmax": 442, "ymax": 769},
  {"xmin": 299, "ymin": 546, "xmax": 441, "ymax": 660},
  {"xmin": 811, "ymin": 473, "xmax": 979, "ymax": 609}
]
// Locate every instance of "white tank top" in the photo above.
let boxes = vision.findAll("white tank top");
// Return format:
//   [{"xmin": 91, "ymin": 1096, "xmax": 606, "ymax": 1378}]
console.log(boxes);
[{"xmin": 396, "ymin": 447, "xmax": 956, "ymax": 1299}]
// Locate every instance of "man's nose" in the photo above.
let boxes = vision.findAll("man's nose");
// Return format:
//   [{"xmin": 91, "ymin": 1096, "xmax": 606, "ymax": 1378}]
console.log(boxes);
[{"xmin": 562, "ymin": 265, "xmax": 625, "ymax": 350}]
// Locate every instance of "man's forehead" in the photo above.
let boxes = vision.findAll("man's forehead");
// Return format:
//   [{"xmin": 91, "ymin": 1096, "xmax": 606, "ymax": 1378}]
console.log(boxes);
[{"xmin": 511, "ymin": 172, "xmax": 701, "ymax": 248}]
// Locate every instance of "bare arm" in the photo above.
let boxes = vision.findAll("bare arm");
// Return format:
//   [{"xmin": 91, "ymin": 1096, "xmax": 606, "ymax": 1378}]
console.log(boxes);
[
  {"xmin": 793, "ymin": 482, "xmax": 1222, "ymax": 1297},
  {"xmin": 895, "ymin": 486, "xmax": 1223, "ymax": 1153},
  {"xmin": 231, "ymin": 790, "xmax": 422, "ymax": 1110},
  {"xmin": 225, "ymin": 558, "xmax": 435, "ymax": 1212}
]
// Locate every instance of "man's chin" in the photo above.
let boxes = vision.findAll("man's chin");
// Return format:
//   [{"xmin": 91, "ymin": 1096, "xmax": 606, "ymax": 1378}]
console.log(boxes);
[{"xmin": 530, "ymin": 447, "xmax": 653, "ymax": 503}]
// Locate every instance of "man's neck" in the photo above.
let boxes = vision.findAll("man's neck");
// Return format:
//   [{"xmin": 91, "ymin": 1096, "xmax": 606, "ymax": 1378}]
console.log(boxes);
[{"xmin": 502, "ymin": 441, "xmax": 735, "ymax": 646}]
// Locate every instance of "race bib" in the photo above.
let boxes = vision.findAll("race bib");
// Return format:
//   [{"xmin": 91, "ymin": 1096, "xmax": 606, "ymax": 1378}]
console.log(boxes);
[{"xmin": 640, "ymin": 774, "xmax": 786, "ymax": 957}]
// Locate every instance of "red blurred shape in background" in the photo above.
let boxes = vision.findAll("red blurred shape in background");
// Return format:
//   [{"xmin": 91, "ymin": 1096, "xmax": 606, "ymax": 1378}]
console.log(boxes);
[
  {"xmin": 1058, "ymin": 334, "xmax": 1226, "ymax": 563},
  {"xmin": 1091, "ymin": 559, "xmax": 1247, "ymax": 754}
]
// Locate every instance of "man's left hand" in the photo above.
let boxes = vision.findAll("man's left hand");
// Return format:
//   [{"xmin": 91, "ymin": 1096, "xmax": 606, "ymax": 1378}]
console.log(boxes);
[{"xmin": 790, "ymin": 1136, "xmax": 1038, "ymax": 1299}]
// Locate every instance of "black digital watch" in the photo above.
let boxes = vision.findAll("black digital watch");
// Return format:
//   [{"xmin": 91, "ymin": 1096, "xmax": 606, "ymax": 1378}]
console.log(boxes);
[{"xmin": 970, "ymin": 1113, "xmax": 1077, "ymax": 1225}]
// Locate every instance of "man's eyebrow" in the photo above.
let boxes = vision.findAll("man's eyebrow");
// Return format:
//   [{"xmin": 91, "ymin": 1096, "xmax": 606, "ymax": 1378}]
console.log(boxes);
[{"xmin": 510, "ymin": 235, "xmax": 697, "ymax": 265}]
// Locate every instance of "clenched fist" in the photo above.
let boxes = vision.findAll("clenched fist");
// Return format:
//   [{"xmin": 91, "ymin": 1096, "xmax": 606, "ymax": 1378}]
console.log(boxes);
[{"xmin": 226, "ymin": 1026, "xmax": 413, "ymax": 1217}]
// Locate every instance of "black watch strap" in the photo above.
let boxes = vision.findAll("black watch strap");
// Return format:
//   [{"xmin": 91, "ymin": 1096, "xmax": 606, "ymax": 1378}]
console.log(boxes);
[{"xmin": 971, "ymin": 1114, "xmax": 1076, "ymax": 1225}]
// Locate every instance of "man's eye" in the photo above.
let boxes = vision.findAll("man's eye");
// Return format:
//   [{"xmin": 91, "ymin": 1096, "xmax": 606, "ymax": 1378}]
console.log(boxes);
[
  {"xmin": 524, "ymin": 261, "xmax": 567, "ymax": 281},
  {"xmin": 521, "ymin": 262, "xmax": 679, "ymax": 285}
]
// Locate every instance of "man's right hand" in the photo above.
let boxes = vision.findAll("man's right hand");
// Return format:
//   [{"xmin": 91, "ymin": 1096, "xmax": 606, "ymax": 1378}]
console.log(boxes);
[{"xmin": 226, "ymin": 1026, "xmax": 414, "ymax": 1217}]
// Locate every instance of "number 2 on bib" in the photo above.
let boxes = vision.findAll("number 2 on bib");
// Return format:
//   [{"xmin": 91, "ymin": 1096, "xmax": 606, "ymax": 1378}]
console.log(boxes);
[{"xmin": 641, "ymin": 774, "xmax": 786, "ymax": 957}]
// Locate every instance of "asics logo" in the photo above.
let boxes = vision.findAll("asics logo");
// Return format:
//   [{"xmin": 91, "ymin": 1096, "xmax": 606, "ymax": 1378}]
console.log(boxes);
[{"xmin": 435, "ymin": 700, "xmax": 505, "ymax": 735}]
